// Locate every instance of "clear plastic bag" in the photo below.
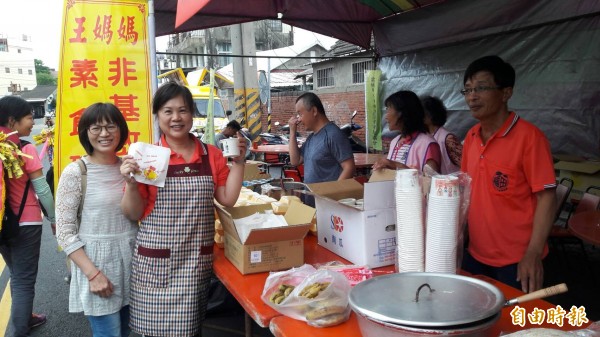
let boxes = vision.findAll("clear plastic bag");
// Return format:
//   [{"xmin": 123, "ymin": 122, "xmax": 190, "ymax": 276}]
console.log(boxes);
[{"xmin": 261, "ymin": 264, "xmax": 351, "ymax": 327}]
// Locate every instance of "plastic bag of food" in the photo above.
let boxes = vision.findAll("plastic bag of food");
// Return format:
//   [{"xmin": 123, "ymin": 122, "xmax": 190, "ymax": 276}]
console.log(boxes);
[{"xmin": 261, "ymin": 264, "xmax": 351, "ymax": 327}]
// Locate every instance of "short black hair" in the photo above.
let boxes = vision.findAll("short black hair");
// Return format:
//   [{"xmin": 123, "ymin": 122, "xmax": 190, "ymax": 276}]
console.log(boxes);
[
  {"xmin": 296, "ymin": 92, "xmax": 325, "ymax": 115},
  {"xmin": 78, "ymin": 103, "xmax": 129, "ymax": 155},
  {"xmin": 421, "ymin": 96, "xmax": 448, "ymax": 127},
  {"xmin": 153, "ymin": 82, "xmax": 194, "ymax": 115},
  {"xmin": 0, "ymin": 95, "xmax": 33, "ymax": 127},
  {"xmin": 226, "ymin": 120, "xmax": 241, "ymax": 131},
  {"xmin": 463, "ymin": 55, "xmax": 515, "ymax": 88},
  {"xmin": 384, "ymin": 91, "xmax": 427, "ymax": 135}
]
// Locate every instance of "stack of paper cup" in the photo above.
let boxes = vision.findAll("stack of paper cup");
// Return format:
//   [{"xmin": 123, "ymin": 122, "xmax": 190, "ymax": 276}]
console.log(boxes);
[
  {"xmin": 425, "ymin": 175, "xmax": 460, "ymax": 273},
  {"xmin": 395, "ymin": 169, "xmax": 424, "ymax": 272}
]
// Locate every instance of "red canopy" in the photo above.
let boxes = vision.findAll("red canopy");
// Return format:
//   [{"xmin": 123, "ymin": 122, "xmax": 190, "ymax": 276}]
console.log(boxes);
[{"xmin": 154, "ymin": 0, "xmax": 443, "ymax": 50}]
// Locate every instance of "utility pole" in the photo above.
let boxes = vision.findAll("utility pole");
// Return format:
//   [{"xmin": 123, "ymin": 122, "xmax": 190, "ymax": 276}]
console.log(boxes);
[
  {"xmin": 205, "ymin": 28, "xmax": 215, "ymax": 69},
  {"xmin": 231, "ymin": 23, "xmax": 260, "ymax": 141}
]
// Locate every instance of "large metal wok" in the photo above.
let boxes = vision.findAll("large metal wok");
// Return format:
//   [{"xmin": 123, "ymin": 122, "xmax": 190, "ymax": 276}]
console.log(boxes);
[{"xmin": 349, "ymin": 273, "xmax": 567, "ymax": 337}]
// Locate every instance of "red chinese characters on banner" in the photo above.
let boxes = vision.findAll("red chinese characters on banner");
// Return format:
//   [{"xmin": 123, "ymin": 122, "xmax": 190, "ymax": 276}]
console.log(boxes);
[
  {"xmin": 69, "ymin": 17, "xmax": 87, "ymax": 43},
  {"xmin": 69, "ymin": 108, "xmax": 85, "ymax": 136},
  {"xmin": 108, "ymin": 58, "xmax": 137, "ymax": 86},
  {"xmin": 93, "ymin": 15, "xmax": 114, "ymax": 44},
  {"xmin": 70, "ymin": 59, "xmax": 98, "ymax": 88},
  {"xmin": 61, "ymin": 4, "xmax": 150, "ymax": 168},
  {"xmin": 68, "ymin": 15, "xmax": 139, "ymax": 46},
  {"xmin": 110, "ymin": 94, "xmax": 140, "ymax": 121},
  {"xmin": 70, "ymin": 58, "xmax": 139, "ymax": 88},
  {"xmin": 118, "ymin": 16, "xmax": 138, "ymax": 45}
]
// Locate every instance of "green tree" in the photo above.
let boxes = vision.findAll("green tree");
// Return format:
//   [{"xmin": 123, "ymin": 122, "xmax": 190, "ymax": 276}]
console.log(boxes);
[
  {"xmin": 37, "ymin": 72, "xmax": 56, "ymax": 85},
  {"xmin": 35, "ymin": 59, "xmax": 56, "ymax": 85}
]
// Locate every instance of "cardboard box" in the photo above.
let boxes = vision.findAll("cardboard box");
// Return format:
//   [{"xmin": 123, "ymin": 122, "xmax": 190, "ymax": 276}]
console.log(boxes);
[
  {"xmin": 554, "ymin": 160, "xmax": 600, "ymax": 194},
  {"xmin": 242, "ymin": 161, "xmax": 271, "ymax": 181},
  {"xmin": 308, "ymin": 170, "xmax": 397, "ymax": 268},
  {"xmin": 215, "ymin": 201, "xmax": 315, "ymax": 274}
]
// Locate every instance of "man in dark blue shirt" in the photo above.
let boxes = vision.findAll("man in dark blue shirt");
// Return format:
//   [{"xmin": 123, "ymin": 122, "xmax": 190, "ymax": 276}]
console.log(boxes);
[{"xmin": 288, "ymin": 92, "xmax": 355, "ymax": 184}]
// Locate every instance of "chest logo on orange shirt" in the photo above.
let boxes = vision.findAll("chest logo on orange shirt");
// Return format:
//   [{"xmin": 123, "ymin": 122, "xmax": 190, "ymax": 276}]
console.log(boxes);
[{"xmin": 493, "ymin": 171, "xmax": 508, "ymax": 192}]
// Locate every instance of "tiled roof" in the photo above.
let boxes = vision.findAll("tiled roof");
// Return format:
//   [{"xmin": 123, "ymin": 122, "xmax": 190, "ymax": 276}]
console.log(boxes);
[{"xmin": 17, "ymin": 85, "xmax": 56, "ymax": 102}]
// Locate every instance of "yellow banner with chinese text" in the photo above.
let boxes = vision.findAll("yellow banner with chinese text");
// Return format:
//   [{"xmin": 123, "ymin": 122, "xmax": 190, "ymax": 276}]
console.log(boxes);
[{"xmin": 56, "ymin": 0, "xmax": 153, "ymax": 180}]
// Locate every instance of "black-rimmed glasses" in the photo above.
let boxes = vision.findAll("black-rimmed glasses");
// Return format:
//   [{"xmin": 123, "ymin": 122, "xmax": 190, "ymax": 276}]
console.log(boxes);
[{"xmin": 88, "ymin": 124, "xmax": 118, "ymax": 135}]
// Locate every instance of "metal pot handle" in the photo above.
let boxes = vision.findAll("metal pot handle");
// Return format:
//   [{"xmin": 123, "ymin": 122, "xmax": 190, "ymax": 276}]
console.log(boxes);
[
  {"xmin": 415, "ymin": 283, "xmax": 435, "ymax": 303},
  {"xmin": 504, "ymin": 283, "xmax": 568, "ymax": 306}
]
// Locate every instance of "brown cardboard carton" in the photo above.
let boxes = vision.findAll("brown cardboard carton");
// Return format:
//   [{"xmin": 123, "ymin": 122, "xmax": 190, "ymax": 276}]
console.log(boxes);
[
  {"xmin": 554, "ymin": 160, "xmax": 600, "ymax": 193},
  {"xmin": 215, "ymin": 201, "xmax": 315, "ymax": 274},
  {"xmin": 243, "ymin": 161, "xmax": 271, "ymax": 181}
]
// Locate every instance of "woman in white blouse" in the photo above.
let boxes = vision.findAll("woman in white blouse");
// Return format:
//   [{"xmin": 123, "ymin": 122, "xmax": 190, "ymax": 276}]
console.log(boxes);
[{"xmin": 56, "ymin": 103, "xmax": 137, "ymax": 337}]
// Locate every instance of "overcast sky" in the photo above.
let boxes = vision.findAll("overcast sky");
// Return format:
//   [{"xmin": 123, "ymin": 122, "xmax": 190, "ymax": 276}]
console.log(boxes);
[{"xmin": 0, "ymin": 0, "xmax": 337, "ymax": 70}]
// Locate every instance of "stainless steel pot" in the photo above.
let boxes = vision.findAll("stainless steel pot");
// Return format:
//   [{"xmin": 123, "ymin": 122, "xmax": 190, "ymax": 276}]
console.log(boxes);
[
  {"xmin": 349, "ymin": 273, "xmax": 566, "ymax": 337},
  {"xmin": 353, "ymin": 312, "xmax": 500, "ymax": 337}
]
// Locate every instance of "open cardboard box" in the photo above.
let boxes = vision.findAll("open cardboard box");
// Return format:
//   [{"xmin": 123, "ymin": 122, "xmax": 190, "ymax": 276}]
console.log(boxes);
[
  {"xmin": 215, "ymin": 201, "xmax": 315, "ymax": 274},
  {"xmin": 554, "ymin": 160, "xmax": 600, "ymax": 194},
  {"xmin": 242, "ymin": 160, "xmax": 271, "ymax": 181},
  {"xmin": 307, "ymin": 169, "xmax": 397, "ymax": 268}
]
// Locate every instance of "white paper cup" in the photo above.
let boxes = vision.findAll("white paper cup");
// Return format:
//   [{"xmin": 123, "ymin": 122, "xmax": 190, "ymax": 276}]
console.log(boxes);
[{"xmin": 220, "ymin": 138, "xmax": 240, "ymax": 157}]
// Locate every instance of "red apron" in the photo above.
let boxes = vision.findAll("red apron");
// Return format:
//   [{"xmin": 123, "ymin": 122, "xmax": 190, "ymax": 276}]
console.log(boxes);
[{"xmin": 130, "ymin": 144, "xmax": 215, "ymax": 337}]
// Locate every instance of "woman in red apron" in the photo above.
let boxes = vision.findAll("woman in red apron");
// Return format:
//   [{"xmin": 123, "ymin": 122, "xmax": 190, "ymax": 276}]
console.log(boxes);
[{"xmin": 120, "ymin": 83, "xmax": 246, "ymax": 337}]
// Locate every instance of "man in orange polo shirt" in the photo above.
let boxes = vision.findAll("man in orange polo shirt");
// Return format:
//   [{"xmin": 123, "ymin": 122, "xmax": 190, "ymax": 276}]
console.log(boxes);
[{"xmin": 460, "ymin": 55, "xmax": 556, "ymax": 293}]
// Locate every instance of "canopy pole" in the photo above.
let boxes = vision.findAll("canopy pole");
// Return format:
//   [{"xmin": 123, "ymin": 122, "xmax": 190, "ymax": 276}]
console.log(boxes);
[
  {"xmin": 148, "ymin": 0, "xmax": 158, "ymax": 93},
  {"xmin": 148, "ymin": 0, "xmax": 159, "ymax": 142},
  {"xmin": 267, "ymin": 58, "xmax": 271, "ymax": 133}
]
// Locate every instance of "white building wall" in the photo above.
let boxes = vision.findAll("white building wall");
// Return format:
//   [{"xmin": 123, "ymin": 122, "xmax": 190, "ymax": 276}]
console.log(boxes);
[{"xmin": 0, "ymin": 33, "xmax": 37, "ymax": 97}]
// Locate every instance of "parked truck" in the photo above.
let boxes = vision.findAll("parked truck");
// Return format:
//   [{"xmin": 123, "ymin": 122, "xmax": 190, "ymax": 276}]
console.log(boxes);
[{"xmin": 158, "ymin": 68, "xmax": 232, "ymax": 139}]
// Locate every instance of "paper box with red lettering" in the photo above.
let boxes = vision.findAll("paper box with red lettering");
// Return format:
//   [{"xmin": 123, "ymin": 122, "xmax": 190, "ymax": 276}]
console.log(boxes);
[
  {"xmin": 308, "ymin": 171, "xmax": 397, "ymax": 268},
  {"xmin": 215, "ymin": 201, "xmax": 315, "ymax": 274}
]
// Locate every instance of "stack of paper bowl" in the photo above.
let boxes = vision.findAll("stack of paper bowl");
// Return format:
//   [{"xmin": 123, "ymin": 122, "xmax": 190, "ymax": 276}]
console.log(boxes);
[
  {"xmin": 395, "ymin": 169, "xmax": 424, "ymax": 272},
  {"xmin": 355, "ymin": 199, "xmax": 364, "ymax": 210},
  {"xmin": 338, "ymin": 198, "xmax": 357, "ymax": 206},
  {"xmin": 425, "ymin": 175, "xmax": 460, "ymax": 273}
]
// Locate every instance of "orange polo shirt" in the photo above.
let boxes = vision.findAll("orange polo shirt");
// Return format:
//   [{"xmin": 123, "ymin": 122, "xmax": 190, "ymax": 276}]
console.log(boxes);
[
  {"xmin": 461, "ymin": 112, "xmax": 556, "ymax": 267},
  {"xmin": 138, "ymin": 135, "xmax": 229, "ymax": 220}
]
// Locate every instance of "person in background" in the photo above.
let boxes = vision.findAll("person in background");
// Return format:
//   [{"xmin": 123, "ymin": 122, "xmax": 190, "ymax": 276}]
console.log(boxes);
[
  {"xmin": 214, "ymin": 120, "xmax": 242, "ymax": 151},
  {"xmin": 0, "ymin": 96, "xmax": 55, "ymax": 336},
  {"xmin": 460, "ymin": 55, "xmax": 556, "ymax": 293},
  {"xmin": 120, "ymin": 82, "xmax": 245, "ymax": 337},
  {"xmin": 288, "ymin": 92, "xmax": 355, "ymax": 184},
  {"xmin": 372, "ymin": 91, "xmax": 441, "ymax": 174},
  {"xmin": 55, "ymin": 103, "xmax": 137, "ymax": 337},
  {"xmin": 421, "ymin": 96, "xmax": 462, "ymax": 174}
]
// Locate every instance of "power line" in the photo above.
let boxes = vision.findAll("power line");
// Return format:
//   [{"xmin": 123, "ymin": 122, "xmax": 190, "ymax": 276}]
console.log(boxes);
[{"xmin": 157, "ymin": 51, "xmax": 373, "ymax": 60}]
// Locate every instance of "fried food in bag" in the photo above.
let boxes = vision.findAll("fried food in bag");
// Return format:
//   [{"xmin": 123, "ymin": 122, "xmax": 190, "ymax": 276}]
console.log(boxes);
[{"xmin": 261, "ymin": 264, "xmax": 351, "ymax": 327}]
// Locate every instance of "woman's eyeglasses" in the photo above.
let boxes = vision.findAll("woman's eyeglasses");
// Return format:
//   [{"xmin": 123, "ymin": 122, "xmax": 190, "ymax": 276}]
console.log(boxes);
[{"xmin": 88, "ymin": 124, "xmax": 118, "ymax": 135}]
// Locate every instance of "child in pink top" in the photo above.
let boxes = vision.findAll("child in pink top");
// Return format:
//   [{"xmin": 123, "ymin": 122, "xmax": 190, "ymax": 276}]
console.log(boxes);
[{"xmin": 0, "ymin": 96, "xmax": 55, "ymax": 335}]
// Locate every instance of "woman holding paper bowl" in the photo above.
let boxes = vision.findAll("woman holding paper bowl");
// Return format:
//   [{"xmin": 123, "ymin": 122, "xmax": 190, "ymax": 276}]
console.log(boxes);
[
  {"xmin": 55, "ymin": 103, "xmax": 137, "ymax": 336},
  {"xmin": 372, "ymin": 90, "xmax": 441, "ymax": 174},
  {"xmin": 120, "ymin": 82, "xmax": 246, "ymax": 337}
]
